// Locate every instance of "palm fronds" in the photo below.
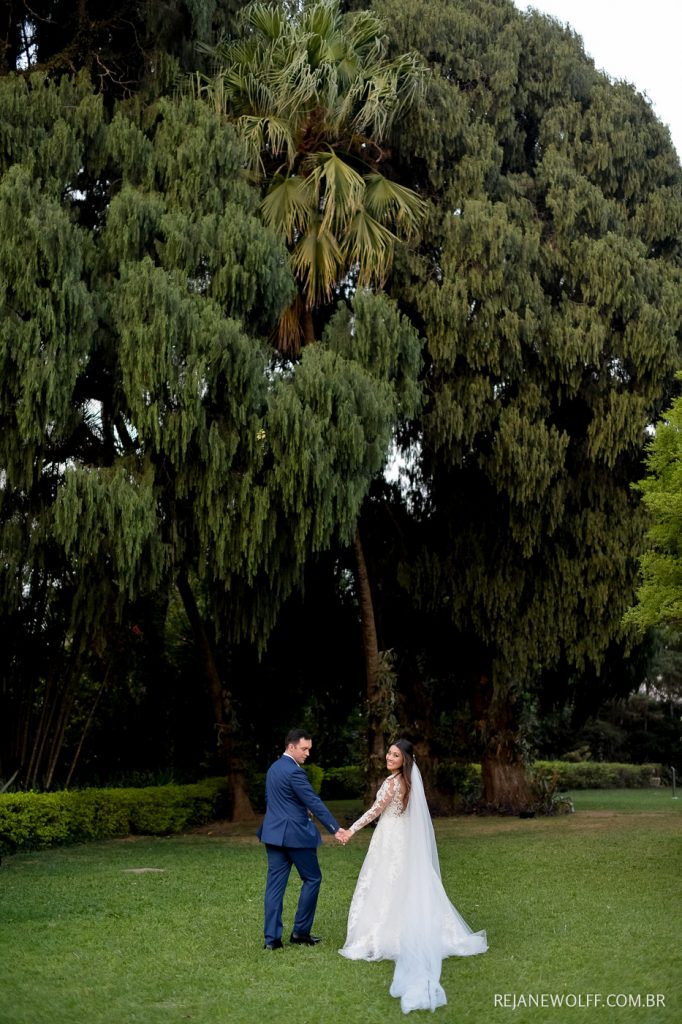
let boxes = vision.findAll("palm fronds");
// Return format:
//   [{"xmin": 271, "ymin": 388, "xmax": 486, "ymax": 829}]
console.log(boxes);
[{"xmin": 197, "ymin": 0, "xmax": 428, "ymax": 347}]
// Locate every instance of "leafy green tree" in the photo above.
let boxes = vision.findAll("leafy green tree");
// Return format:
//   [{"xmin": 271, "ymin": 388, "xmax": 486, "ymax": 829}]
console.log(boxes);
[
  {"xmin": 0, "ymin": 71, "xmax": 420, "ymax": 808},
  {"xmin": 626, "ymin": 389, "xmax": 682, "ymax": 631},
  {"xmin": 374, "ymin": 0, "xmax": 682, "ymax": 808},
  {"xmin": 0, "ymin": 70, "xmax": 287, "ymax": 799}
]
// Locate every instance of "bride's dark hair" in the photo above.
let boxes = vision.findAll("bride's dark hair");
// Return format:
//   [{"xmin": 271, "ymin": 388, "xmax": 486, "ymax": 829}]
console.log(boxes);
[{"xmin": 392, "ymin": 737, "xmax": 414, "ymax": 810}]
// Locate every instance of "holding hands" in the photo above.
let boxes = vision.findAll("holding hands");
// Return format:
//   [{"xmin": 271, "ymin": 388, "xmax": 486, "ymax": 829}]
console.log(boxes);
[{"xmin": 335, "ymin": 827, "xmax": 353, "ymax": 845}]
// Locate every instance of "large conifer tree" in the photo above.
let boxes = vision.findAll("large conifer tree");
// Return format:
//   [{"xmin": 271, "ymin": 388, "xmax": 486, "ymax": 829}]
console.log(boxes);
[
  {"xmin": 0, "ymin": 71, "xmax": 421, "ymax": 803},
  {"xmin": 372, "ymin": 0, "xmax": 682, "ymax": 807}
]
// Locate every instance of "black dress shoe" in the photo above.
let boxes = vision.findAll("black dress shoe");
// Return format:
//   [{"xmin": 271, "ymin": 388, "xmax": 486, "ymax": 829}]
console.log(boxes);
[
  {"xmin": 290, "ymin": 932, "xmax": 321, "ymax": 945},
  {"xmin": 263, "ymin": 939, "xmax": 283, "ymax": 949}
]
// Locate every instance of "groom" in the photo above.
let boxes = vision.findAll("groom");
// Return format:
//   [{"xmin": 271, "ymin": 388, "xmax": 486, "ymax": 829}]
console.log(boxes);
[{"xmin": 257, "ymin": 728, "xmax": 350, "ymax": 949}]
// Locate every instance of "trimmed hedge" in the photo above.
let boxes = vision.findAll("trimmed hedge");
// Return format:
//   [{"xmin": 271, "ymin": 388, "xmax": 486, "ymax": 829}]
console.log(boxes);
[
  {"xmin": 533, "ymin": 761, "xmax": 664, "ymax": 789},
  {"xmin": 430, "ymin": 761, "xmax": 663, "ymax": 793},
  {"xmin": 320, "ymin": 765, "xmax": 364, "ymax": 799},
  {"xmin": 0, "ymin": 760, "xmax": 665, "ymax": 857},
  {"xmin": 314, "ymin": 761, "xmax": 666, "ymax": 799},
  {"xmin": 304, "ymin": 763, "xmax": 324, "ymax": 794},
  {"xmin": 0, "ymin": 777, "xmax": 230, "ymax": 857},
  {"xmin": 248, "ymin": 762, "xmax": 325, "ymax": 812}
]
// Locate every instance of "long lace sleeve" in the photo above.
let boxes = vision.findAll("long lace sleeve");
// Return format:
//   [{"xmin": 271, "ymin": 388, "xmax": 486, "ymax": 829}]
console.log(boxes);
[{"xmin": 349, "ymin": 775, "xmax": 401, "ymax": 833}]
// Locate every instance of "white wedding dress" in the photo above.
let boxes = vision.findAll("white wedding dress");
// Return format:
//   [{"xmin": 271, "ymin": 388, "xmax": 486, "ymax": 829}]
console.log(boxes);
[{"xmin": 339, "ymin": 766, "xmax": 487, "ymax": 1014}]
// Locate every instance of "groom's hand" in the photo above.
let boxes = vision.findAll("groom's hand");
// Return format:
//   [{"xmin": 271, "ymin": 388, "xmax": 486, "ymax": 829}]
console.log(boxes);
[{"xmin": 334, "ymin": 828, "xmax": 352, "ymax": 844}]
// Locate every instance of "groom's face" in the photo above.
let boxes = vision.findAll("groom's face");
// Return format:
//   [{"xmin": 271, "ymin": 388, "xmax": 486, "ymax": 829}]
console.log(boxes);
[{"xmin": 288, "ymin": 739, "xmax": 312, "ymax": 765}]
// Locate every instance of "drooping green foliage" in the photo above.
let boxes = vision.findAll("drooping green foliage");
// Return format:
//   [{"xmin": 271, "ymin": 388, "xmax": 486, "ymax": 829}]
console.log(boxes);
[
  {"xmin": 205, "ymin": 289, "xmax": 423, "ymax": 647},
  {"xmin": 0, "ymin": 70, "xmax": 421, "ymax": 787},
  {"xmin": 359, "ymin": 0, "xmax": 682, "ymax": 802},
  {"xmin": 3, "ymin": 0, "xmax": 680, "ymax": 803},
  {"xmin": 1, "ymin": 72, "xmax": 290, "ymax": 622},
  {"xmin": 378, "ymin": 0, "xmax": 682, "ymax": 666}
]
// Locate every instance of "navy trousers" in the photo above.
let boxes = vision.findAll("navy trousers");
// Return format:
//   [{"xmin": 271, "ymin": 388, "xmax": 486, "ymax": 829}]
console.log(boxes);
[{"xmin": 263, "ymin": 843, "xmax": 322, "ymax": 944}]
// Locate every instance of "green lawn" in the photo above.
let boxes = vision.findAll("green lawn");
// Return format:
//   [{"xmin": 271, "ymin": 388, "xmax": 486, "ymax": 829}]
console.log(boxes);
[
  {"xmin": 1, "ymin": 791, "xmax": 680, "ymax": 1024},
  {"xmin": 565, "ymin": 786, "xmax": 681, "ymax": 811}
]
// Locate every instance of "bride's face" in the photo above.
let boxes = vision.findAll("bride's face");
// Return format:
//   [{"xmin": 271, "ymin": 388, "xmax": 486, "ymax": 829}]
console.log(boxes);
[{"xmin": 386, "ymin": 745, "xmax": 404, "ymax": 772}]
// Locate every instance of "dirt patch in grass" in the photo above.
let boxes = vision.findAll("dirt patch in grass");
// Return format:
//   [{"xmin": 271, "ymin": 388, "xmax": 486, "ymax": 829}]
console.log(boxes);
[
  {"xmin": 187, "ymin": 820, "xmax": 262, "ymax": 840},
  {"xmin": 122, "ymin": 867, "xmax": 166, "ymax": 873},
  {"xmin": 187, "ymin": 816, "xmax": 339, "ymax": 843},
  {"xmin": 186, "ymin": 810, "xmax": 673, "ymax": 843},
  {"xmin": 431, "ymin": 809, "xmax": 677, "ymax": 837}
]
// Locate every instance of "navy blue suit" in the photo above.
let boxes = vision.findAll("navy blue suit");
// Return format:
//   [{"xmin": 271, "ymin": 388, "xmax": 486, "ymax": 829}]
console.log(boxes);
[{"xmin": 257, "ymin": 754, "xmax": 340, "ymax": 944}]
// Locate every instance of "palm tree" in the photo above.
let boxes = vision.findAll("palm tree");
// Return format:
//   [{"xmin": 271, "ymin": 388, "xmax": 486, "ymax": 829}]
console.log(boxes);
[
  {"xmin": 197, "ymin": 0, "xmax": 427, "ymax": 350},
  {"xmin": 197, "ymin": 0, "xmax": 426, "ymax": 796}
]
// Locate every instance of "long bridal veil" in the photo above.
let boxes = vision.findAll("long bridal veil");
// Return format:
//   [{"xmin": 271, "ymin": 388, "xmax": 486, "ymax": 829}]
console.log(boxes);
[{"xmin": 389, "ymin": 762, "xmax": 487, "ymax": 1014}]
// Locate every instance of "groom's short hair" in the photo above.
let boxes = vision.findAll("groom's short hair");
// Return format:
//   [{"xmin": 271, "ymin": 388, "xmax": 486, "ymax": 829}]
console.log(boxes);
[{"xmin": 285, "ymin": 728, "xmax": 312, "ymax": 747}]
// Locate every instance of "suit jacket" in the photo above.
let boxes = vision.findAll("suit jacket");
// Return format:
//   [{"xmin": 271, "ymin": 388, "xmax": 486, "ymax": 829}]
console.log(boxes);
[{"xmin": 257, "ymin": 754, "xmax": 340, "ymax": 848}]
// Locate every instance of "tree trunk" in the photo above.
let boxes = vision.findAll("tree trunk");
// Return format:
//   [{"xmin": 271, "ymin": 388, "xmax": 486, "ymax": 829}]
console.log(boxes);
[
  {"xmin": 480, "ymin": 750, "xmax": 532, "ymax": 810},
  {"xmin": 302, "ymin": 307, "xmax": 315, "ymax": 346},
  {"xmin": 24, "ymin": 668, "xmax": 53, "ymax": 788},
  {"xmin": 352, "ymin": 525, "xmax": 386, "ymax": 797},
  {"xmin": 7, "ymin": 567, "xmax": 50, "ymax": 785},
  {"xmin": 473, "ymin": 672, "xmax": 532, "ymax": 812},
  {"xmin": 26, "ymin": 632, "xmax": 79, "ymax": 790},
  {"xmin": 64, "ymin": 665, "xmax": 111, "ymax": 789},
  {"xmin": 44, "ymin": 682, "xmax": 76, "ymax": 790},
  {"xmin": 176, "ymin": 571, "xmax": 257, "ymax": 822}
]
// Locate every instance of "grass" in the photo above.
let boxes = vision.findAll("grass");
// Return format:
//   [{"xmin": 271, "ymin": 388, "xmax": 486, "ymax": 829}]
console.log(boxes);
[
  {"xmin": 1, "ymin": 791, "xmax": 680, "ymax": 1024},
  {"xmin": 564, "ymin": 786, "xmax": 681, "ymax": 811}
]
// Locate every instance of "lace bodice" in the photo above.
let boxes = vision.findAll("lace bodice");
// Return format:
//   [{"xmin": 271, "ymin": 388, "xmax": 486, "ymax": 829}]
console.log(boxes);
[{"xmin": 349, "ymin": 774, "xmax": 404, "ymax": 833}]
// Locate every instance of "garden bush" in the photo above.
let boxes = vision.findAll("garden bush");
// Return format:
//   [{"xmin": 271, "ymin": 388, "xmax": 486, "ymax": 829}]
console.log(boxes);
[
  {"xmin": 304, "ymin": 763, "xmax": 324, "ymax": 794},
  {"xmin": 0, "ymin": 777, "xmax": 230, "ymax": 857},
  {"xmin": 1, "ymin": 761, "xmax": 665, "ymax": 858},
  {"xmin": 320, "ymin": 765, "xmax": 364, "ymax": 799},
  {"xmin": 434, "ymin": 761, "xmax": 482, "ymax": 797},
  {"xmin": 533, "ymin": 760, "xmax": 663, "ymax": 789},
  {"xmin": 247, "ymin": 763, "xmax": 325, "ymax": 812}
]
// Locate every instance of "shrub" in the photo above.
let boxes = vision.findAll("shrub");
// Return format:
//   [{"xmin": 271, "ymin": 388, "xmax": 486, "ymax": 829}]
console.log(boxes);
[
  {"xmin": 247, "ymin": 762, "xmax": 324, "ymax": 812},
  {"xmin": 0, "ymin": 778, "xmax": 230, "ymax": 857},
  {"xmin": 304, "ymin": 763, "xmax": 324, "ymax": 794},
  {"xmin": 320, "ymin": 763, "xmax": 484, "ymax": 803},
  {"xmin": 434, "ymin": 761, "xmax": 482, "ymax": 795},
  {"xmin": 527, "ymin": 769, "xmax": 575, "ymax": 815},
  {"xmin": 532, "ymin": 761, "xmax": 663, "ymax": 789},
  {"xmin": 321, "ymin": 766, "xmax": 364, "ymax": 799}
]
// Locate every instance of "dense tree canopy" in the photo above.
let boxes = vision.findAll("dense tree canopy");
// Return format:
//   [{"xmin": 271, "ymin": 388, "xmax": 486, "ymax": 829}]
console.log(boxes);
[
  {"xmin": 1, "ymin": 0, "xmax": 681, "ymax": 807},
  {"xmin": 0, "ymin": 70, "xmax": 421, "ymax": 794},
  {"xmin": 1, "ymin": 0, "xmax": 245, "ymax": 99},
  {"xmin": 370, "ymin": 0, "xmax": 682, "ymax": 804}
]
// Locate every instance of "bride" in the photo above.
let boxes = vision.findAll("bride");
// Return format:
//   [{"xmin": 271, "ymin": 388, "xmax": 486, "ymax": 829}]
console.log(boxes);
[{"xmin": 339, "ymin": 738, "xmax": 487, "ymax": 1013}]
